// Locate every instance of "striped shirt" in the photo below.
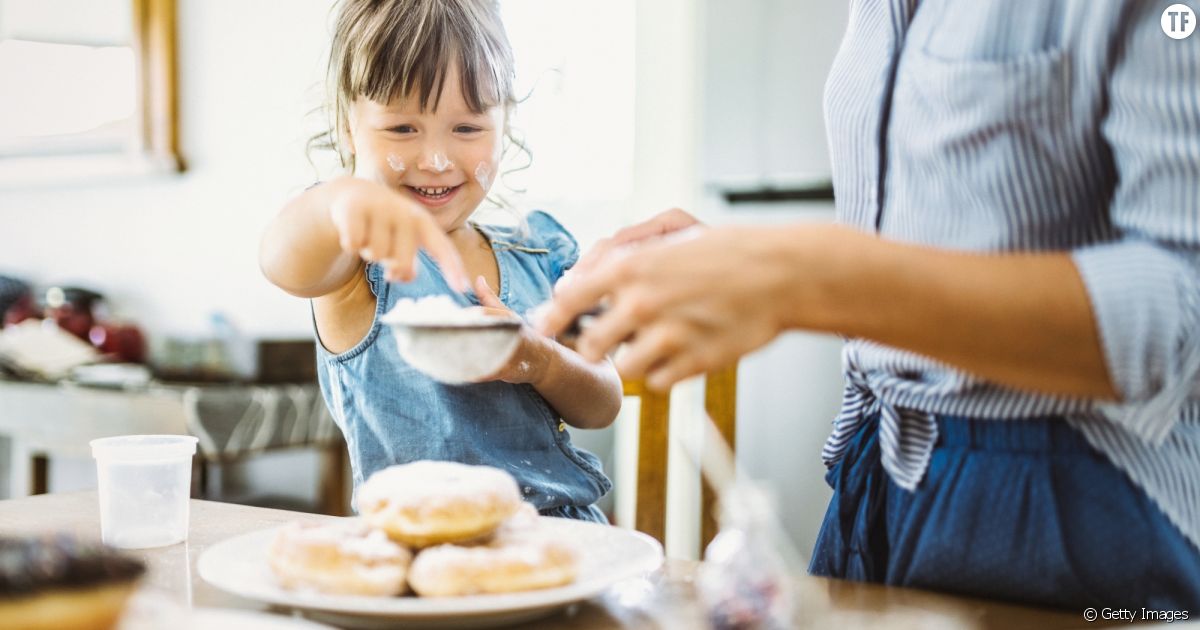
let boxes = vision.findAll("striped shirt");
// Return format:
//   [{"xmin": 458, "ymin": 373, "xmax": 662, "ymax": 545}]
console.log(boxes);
[{"xmin": 820, "ymin": 0, "xmax": 1200, "ymax": 550}]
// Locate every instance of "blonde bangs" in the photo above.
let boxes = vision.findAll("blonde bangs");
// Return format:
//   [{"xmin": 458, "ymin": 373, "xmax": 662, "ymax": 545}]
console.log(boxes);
[
  {"xmin": 312, "ymin": 0, "xmax": 518, "ymax": 170},
  {"xmin": 337, "ymin": 0, "xmax": 513, "ymax": 113}
]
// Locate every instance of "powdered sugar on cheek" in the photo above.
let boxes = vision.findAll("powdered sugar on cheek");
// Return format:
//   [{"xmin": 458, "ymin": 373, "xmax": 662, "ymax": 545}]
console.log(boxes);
[
  {"xmin": 474, "ymin": 162, "xmax": 493, "ymax": 191},
  {"xmin": 386, "ymin": 153, "xmax": 406, "ymax": 173}
]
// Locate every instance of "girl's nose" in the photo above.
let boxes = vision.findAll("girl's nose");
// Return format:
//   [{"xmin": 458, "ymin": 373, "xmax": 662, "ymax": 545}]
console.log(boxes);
[{"xmin": 417, "ymin": 150, "xmax": 455, "ymax": 173}]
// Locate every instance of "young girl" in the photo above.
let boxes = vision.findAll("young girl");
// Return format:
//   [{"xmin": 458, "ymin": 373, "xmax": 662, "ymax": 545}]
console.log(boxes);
[{"xmin": 259, "ymin": 0, "xmax": 620, "ymax": 522}]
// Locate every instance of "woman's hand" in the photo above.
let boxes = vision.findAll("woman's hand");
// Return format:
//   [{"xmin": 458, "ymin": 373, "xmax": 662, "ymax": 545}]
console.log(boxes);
[
  {"xmin": 558, "ymin": 208, "xmax": 703, "ymax": 287},
  {"xmin": 327, "ymin": 177, "xmax": 468, "ymax": 290},
  {"xmin": 471, "ymin": 276, "xmax": 554, "ymax": 385},
  {"xmin": 540, "ymin": 211, "xmax": 1120, "ymax": 400},
  {"xmin": 540, "ymin": 225, "xmax": 811, "ymax": 391}
]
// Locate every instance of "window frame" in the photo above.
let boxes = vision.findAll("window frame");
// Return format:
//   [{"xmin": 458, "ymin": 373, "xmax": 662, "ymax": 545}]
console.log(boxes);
[{"xmin": 0, "ymin": 0, "xmax": 181, "ymax": 187}]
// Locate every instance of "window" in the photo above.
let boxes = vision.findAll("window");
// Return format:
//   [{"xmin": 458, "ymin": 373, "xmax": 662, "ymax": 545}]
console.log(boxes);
[
  {"xmin": 498, "ymin": 0, "xmax": 635, "ymax": 205},
  {"xmin": 0, "ymin": 0, "xmax": 180, "ymax": 186}
]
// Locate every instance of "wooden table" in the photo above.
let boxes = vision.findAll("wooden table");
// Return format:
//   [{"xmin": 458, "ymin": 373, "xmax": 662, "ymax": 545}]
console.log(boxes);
[{"xmin": 0, "ymin": 492, "xmax": 1129, "ymax": 629}]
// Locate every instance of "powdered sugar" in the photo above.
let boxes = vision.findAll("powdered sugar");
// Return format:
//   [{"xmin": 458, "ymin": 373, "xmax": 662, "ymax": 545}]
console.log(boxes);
[
  {"xmin": 381, "ymin": 296, "xmax": 521, "ymax": 384},
  {"xmin": 474, "ymin": 162, "xmax": 493, "ymax": 190},
  {"xmin": 277, "ymin": 521, "xmax": 410, "ymax": 560},
  {"xmin": 381, "ymin": 295, "xmax": 499, "ymax": 326},
  {"xmin": 357, "ymin": 460, "xmax": 521, "ymax": 514},
  {"xmin": 427, "ymin": 152, "xmax": 453, "ymax": 173},
  {"xmin": 339, "ymin": 529, "xmax": 411, "ymax": 561}
]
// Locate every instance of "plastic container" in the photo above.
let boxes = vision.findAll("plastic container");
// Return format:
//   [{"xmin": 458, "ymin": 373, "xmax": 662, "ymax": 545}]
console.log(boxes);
[
  {"xmin": 91, "ymin": 435, "xmax": 199, "ymax": 549},
  {"xmin": 697, "ymin": 484, "xmax": 796, "ymax": 630}
]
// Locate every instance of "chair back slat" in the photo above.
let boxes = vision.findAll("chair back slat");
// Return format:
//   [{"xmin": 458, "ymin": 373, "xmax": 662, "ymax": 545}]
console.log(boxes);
[
  {"xmin": 624, "ymin": 365, "xmax": 737, "ymax": 554},
  {"xmin": 701, "ymin": 364, "xmax": 738, "ymax": 552}
]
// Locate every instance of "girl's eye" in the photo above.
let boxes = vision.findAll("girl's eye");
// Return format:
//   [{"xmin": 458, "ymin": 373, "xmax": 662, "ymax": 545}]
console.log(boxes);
[
  {"xmin": 454, "ymin": 125, "xmax": 482, "ymax": 134},
  {"xmin": 387, "ymin": 125, "xmax": 416, "ymax": 134}
]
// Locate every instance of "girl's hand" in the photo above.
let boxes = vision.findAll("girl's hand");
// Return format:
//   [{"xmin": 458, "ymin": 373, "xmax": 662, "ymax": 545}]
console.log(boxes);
[
  {"xmin": 539, "ymin": 225, "xmax": 813, "ymax": 391},
  {"xmin": 471, "ymin": 275, "xmax": 553, "ymax": 385},
  {"xmin": 327, "ymin": 177, "xmax": 468, "ymax": 290}
]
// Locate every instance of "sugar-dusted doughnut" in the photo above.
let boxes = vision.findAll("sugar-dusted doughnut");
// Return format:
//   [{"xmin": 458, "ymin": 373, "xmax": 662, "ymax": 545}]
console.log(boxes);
[
  {"xmin": 357, "ymin": 461, "xmax": 523, "ymax": 548},
  {"xmin": 407, "ymin": 515, "xmax": 579, "ymax": 596},
  {"xmin": 268, "ymin": 520, "xmax": 411, "ymax": 596}
]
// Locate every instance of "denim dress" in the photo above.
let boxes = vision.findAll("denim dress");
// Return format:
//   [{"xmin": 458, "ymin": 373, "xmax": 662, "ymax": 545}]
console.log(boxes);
[{"xmin": 314, "ymin": 211, "xmax": 611, "ymax": 522}]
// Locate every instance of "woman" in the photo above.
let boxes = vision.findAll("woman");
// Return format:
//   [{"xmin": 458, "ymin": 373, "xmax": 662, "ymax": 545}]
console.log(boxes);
[{"xmin": 538, "ymin": 0, "xmax": 1200, "ymax": 610}]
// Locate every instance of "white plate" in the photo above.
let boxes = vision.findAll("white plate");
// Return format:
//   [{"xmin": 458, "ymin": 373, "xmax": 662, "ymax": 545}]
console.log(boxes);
[
  {"xmin": 198, "ymin": 518, "xmax": 663, "ymax": 629},
  {"xmin": 119, "ymin": 591, "xmax": 335, "ymax": 629}
]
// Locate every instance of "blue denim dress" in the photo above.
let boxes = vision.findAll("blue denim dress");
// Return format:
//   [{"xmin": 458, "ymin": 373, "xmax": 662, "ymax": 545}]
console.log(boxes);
[{"xmin": 315, "ymin": 211, "xmax": 611, "ymax": 522}]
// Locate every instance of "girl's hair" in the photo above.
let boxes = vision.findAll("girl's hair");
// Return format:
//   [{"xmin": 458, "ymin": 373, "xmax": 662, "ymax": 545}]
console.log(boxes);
[{"xmin": 309, "ymin": 0, "xmax": 531, "ymax": 237}]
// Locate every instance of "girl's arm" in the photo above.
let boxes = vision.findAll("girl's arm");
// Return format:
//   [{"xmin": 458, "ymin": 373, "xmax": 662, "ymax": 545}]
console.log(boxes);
[
  {"xmin": 260, "ymin": 177, "xmax": 361, "ymax": 297},
  {"xmin": 259, "ymin": 176, "xmax": 467, "ymax": 298},
  {"xmin": 522, "ymin": 334, "xmax": 624, "ymax": 430},
  {"xmin": 476, "ymin": 277, "xmax": 622, "ymax": 429}
]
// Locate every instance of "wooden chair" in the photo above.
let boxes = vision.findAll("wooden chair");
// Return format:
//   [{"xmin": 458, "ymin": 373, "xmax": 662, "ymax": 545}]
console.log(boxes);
[{"xmin": 623, "ymin": 363, "xmax": 737, "ymax": 555}]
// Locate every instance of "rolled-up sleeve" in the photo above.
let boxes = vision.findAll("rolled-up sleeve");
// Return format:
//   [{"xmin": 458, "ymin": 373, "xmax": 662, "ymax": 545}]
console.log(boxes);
[{"xmin": 1070, "ymin": 2, "xmax": 1200, "ymax": 445}]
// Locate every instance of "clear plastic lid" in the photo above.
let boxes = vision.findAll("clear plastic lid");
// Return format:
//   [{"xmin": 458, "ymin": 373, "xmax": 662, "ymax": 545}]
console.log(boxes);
[{"xmin": 90, "ymin": 435, "xmax": 198, "ymax": 461}]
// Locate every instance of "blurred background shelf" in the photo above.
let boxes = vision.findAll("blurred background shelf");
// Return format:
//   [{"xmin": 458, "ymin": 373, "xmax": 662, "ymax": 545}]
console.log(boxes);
[{"xmin": 0, "ymin": 378, "xmax": 349, "ymax": 516}]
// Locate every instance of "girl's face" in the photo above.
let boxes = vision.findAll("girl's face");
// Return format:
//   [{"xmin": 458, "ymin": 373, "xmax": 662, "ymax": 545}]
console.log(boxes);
[{"xmin": 347, "ymin": 64, "xmax": 504, "ymax": 234}]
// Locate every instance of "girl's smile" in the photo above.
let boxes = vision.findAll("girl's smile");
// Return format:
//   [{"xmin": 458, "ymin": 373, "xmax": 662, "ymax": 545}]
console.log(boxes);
[{"xmin": 404, "ymin": 183, "xmax": 464, "ymax": 208}]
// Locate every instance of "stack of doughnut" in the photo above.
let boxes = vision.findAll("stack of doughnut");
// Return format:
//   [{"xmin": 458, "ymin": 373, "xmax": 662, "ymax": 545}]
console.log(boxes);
[{"xmin": 268, "ymin": 460, "xmax": 580, "ymax": 597}]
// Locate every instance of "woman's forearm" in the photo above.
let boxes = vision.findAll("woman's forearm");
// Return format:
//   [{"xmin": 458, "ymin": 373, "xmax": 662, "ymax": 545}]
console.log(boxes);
[
  {"xmin": 786, "ymin": 225, "xmax": 1117, "ymax": 399},
  {"xmin": 259, "ymin": 177, "xmax": 360, "ymax": 297}
]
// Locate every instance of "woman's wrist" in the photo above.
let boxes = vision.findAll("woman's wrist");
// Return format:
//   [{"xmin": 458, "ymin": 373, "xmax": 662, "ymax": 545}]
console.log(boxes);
[{"xmin": 768, "ymin": 223, "xmax": 870, "ymax": 335}]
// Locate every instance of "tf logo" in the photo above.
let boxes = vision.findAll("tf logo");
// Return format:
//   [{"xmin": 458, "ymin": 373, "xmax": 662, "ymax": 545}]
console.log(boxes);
[{"xmin": 1162, "ymin": 3, "xmax": 1197, "ymax": 39}]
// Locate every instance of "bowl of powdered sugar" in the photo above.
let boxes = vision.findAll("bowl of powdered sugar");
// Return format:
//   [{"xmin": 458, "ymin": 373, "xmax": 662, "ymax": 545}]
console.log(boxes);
[{"xmin": 381, "ymin": 295, "xmax": 522, "ymax": 384}]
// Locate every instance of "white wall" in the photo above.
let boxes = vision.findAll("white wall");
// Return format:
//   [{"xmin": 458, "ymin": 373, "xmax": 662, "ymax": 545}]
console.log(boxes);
[
  {"xmin": 702, "ymin": 0, "xmax": 848, "ymax": 187},
  {"xmin": 0, "ymin": 0, "xmax": 334, "ymax": 338}
]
